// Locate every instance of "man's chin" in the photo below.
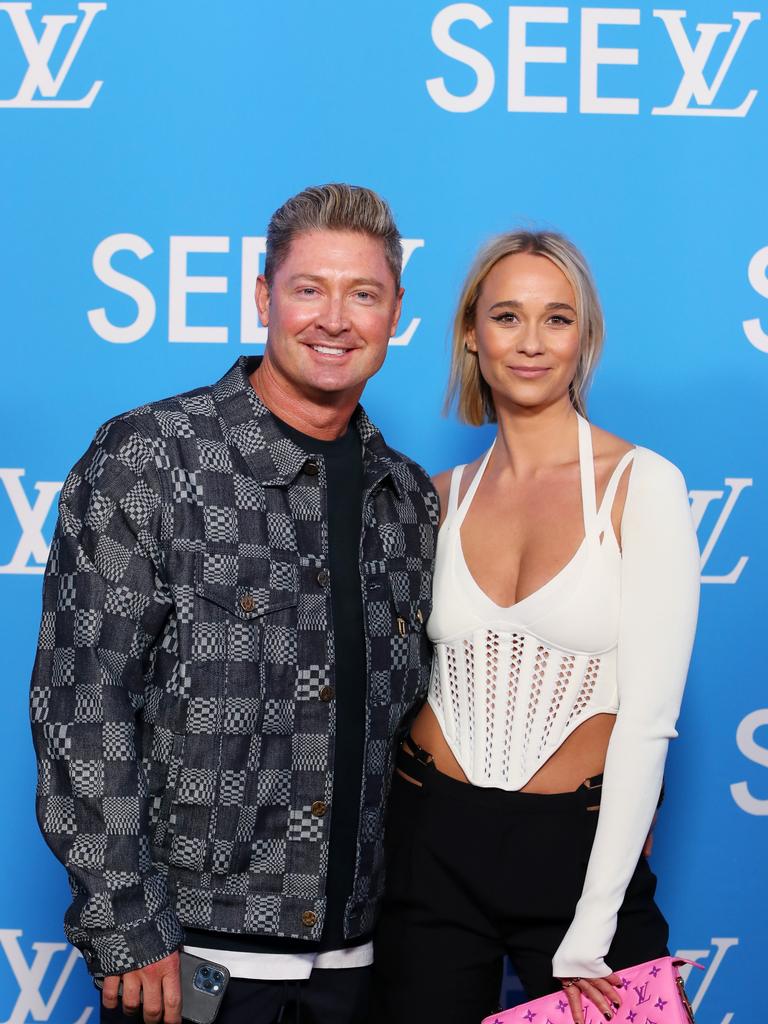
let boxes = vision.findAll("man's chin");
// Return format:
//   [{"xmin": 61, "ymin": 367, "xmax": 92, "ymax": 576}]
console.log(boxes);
[{"xmin": 304, "ymin": 372, "xmax": 366, "ymax": 398}]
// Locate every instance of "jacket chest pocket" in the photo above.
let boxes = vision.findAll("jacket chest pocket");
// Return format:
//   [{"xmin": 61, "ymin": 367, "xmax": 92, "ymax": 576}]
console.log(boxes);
[
  {"xmin": 196, "ymin": 548, "xmax": 298, "ymax": 617},
  {"xmin": 192, "ymin": 547, "xmax": 299, "ymax": 691}
]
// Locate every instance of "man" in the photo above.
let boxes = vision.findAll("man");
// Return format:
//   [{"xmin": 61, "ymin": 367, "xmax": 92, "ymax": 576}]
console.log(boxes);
[{"xmin": 30, "ymin": 184, "xmax": 438, "ymax": 1023}]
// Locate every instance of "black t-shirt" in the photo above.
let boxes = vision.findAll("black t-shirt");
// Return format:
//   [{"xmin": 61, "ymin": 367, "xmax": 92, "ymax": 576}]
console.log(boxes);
[{"xmin": 184, "ymin": 415, "xmax": 367, "ymax": 954}]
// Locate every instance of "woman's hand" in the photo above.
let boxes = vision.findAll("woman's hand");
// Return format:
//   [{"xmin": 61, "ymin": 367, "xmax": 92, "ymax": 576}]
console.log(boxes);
[{"xmin": 558, "ymin": 972, "xmax": 623, "ymax": 1023}]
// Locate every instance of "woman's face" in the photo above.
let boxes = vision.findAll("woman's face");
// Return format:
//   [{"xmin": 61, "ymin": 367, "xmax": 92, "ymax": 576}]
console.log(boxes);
[{"xmin": 468, "ymin": 252, "xmax": 581, "ymax": 414}]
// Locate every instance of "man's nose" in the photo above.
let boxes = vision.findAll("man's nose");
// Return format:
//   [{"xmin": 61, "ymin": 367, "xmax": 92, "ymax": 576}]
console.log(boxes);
[{"xmin": 316, "ymin": 294, "xmax": 349, "ymax": 335}]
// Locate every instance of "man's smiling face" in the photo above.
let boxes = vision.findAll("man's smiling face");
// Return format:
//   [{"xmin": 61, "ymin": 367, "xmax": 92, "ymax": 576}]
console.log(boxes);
[{"xmin": 255, "ymin": 229, "xmax": 403, "ymax": 402}]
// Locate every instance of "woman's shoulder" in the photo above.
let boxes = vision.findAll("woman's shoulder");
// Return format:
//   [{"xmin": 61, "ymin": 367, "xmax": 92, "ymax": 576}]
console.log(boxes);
[
  {"xmin": 590, "ymin": 423, "xmax": 686, "ymax": 483},
  {"xmin": 431, "ymin": 469, "xmax": 453, "ymax": 525},
  {"xmin": 431, "ymin": 453, "xmax": 486, "ymax": 527},
  {"xmin": 588, "ymin": 422, "xmax": 634, "ymax": 464}
]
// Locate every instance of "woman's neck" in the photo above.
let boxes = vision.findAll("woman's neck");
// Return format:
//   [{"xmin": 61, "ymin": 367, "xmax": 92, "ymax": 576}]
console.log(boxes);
[{"xmin": 490, "ymin": 399, "xmax": 580, "ymax": 479}]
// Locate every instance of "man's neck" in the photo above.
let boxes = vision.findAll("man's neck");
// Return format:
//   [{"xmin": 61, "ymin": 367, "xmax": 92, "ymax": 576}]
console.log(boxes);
[{"xmin": 249, "ymin": 357, "xmax": 361, "ymax": 441}]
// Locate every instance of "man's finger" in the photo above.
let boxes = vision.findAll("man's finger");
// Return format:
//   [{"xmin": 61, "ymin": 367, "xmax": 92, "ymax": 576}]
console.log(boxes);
[
  {"xmin": 121, "ymin": 973, "xmax": 142, "ymax": 1017},
  {"xmin": 102, "ymin": 976, "xmax": 121, "ymax": 1010},
  {"xmin": 162, "ymin": 968, "xmax": 183, "ymax": 1024},
  {"xmin": 141, "ymin": 973, "xmax": 163, "ymax": 1024}
]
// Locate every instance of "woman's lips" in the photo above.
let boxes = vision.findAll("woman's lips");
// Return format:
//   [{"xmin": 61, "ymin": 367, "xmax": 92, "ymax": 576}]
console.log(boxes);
[{"xmin": 507, "ymin": 366, "xmax": 551, "ymax": 378}]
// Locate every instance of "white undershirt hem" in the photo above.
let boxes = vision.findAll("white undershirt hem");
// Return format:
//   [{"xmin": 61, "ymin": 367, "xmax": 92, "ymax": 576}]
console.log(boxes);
[{"xmin": 183, "ymin": 942, "xmax": 374, "ymax": 981}]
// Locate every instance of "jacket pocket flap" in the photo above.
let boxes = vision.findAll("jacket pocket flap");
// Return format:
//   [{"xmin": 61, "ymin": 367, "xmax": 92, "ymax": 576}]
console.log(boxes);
[{"xmin": 195, "ymin": 549, "xmax": 298, "ymax": 620}]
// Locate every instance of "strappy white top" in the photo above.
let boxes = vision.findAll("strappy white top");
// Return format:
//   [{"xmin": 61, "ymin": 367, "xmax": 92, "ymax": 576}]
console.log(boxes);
[{"xmin": 426, "ymin": 415, "xmax": 700, "ymax": 979}]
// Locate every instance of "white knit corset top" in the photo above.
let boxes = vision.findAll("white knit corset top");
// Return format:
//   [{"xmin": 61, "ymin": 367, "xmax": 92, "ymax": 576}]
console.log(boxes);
[
  {"xmin": 427, "ymin": 415, "xmax": 632, "ymax": 790},
  {"xmin": 425, "ymin": 416, "xmax": 701, "ymax": 980}
]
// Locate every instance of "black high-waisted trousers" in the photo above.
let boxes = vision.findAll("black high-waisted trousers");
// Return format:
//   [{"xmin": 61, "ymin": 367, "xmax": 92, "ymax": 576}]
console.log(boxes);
[{"xmin": 370, "ymin": 742, "xmax": 669, "ymax": 1024}]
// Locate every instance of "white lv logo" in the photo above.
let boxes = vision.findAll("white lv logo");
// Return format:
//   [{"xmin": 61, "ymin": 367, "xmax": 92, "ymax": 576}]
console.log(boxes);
[
  {"xmin": 689, "ymin": 478, "xmax": 752, "ymax": 584},
  {"xmin": 0, "ymin": 2, "xmax": 106, "ymax": 108},
  {"xmin": 0, "ymin": 469, "xmax": 62, "ymax": 575},
  {"xmin": 652, "ymin": 9, "xmax": 760, "ymax": 117},
  {"xmin": 0, "ymin": 929, "xmax": 92, "ymax": 1024}
]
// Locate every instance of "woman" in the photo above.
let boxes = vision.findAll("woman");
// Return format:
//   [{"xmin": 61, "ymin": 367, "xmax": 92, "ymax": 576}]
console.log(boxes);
[{"xmin": 371, "ymin": 231, "xmax": 700, "ymax": 1024}]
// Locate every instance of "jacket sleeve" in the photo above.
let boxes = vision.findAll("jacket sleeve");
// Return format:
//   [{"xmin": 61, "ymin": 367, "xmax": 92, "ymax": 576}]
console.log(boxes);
[
  {"xmin": 552, "ymin": 449, "xmax": 700, "ymax": 979},
  {"xmin": 30, "ymin": 418, "xmax": 184, "ymax": 976}
]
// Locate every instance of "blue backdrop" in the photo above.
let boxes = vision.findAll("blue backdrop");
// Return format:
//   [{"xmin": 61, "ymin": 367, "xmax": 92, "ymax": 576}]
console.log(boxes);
[{"xmin": 1, "ymin": 1, "xmax": 765, "ymax": 1021}]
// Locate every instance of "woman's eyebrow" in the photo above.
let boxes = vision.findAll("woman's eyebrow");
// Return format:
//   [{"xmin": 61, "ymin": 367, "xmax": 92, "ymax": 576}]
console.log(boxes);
[{"xmin": 488, "ymin": 300, "xmax": 576, "ymax": 313}]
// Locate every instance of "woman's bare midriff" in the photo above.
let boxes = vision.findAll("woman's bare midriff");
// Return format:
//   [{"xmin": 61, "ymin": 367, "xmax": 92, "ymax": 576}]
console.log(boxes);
[{"xmin": 408, "ymin": 702, "xmax": 616, "ymax": 793}]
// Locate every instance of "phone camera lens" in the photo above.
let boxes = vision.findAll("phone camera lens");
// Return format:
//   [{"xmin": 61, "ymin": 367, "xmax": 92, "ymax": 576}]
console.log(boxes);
[
  {"xmin": 213, "ymin": 971, "xmax": 223, "ymax": 982},
  {"xmin": 200, "ymin": 967, "xmax": 210, "ymax": 977},
  {"xmin": 203, "ymin": 980, "xmax": 213, "ymax": 990}
]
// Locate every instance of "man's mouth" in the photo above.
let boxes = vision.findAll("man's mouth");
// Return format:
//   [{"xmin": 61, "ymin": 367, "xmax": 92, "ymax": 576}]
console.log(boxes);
[{"xmin": 309, "ymin": 345, "xmax": 351, "ymax": 357}]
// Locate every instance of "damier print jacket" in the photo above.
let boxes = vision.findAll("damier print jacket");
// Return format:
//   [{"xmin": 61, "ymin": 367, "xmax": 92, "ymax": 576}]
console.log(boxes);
[{"xmin": 30, "ymin": 356, "xmax": 439, "ymax": 977}]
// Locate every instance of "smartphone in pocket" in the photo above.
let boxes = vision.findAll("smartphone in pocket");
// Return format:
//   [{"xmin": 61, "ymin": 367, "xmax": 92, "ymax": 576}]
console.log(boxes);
[{"xmin": 94, "ymin": 951, "xmax": 230, "ymax": 1024}]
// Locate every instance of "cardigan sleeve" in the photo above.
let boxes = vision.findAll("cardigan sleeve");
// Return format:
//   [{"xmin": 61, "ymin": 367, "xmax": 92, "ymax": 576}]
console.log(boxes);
[{"xmin": 552, "ymin": 448, "xmax": 700, "ymax": 979}]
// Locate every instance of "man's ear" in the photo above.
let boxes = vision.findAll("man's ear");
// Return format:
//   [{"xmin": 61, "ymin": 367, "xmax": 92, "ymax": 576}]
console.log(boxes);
[
  {"xmin": 389, "ymin": 286, "xmax": 405, "ymax": 338},
  {"xmin": 255, "ymin": 275, "xmax": 270, "ymax": 326}
]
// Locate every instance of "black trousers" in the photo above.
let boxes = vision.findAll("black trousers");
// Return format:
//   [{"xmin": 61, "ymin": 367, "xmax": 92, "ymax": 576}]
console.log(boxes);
[
  {"xmin": 100, "ymin": 965, "xmax": 371, "ymax": 1024},
  {"xmin": 370, "ymin": 745, "xmax": 669, "ymax": 1024}
]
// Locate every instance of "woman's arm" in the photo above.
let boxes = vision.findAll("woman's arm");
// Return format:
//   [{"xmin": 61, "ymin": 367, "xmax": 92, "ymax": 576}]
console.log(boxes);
[{"xmin": 552, "ymin": 447, "xmax": 700, "ymax": 979}]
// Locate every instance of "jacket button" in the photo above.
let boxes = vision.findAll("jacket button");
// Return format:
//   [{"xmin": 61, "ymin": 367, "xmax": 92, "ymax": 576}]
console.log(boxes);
[
  {"xmin": 304, "ymin": 461, "xmax": 319, "ymax": 476},
  {"xmin": 316, "ymin": 569, "xmax": 330, "ymax": 587},
  {"xmin": 319, "ymin": 685, "xmax": 334, "ymax": 703},
  {"xmin": 239, "ymin": 594, "xmax": 256, "ymax": 613},
  {"xmin": 302, "ymin": 910, "xmax": 317, "ymax": 927},
  {"xmin": 311, "ymin": 800, "xmax": 327, "ymax": 817}
]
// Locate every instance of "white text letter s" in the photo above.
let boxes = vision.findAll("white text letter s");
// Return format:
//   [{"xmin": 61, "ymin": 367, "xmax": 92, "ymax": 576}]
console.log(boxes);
[
  {"xmin": 426, "ymin": 4, "xmax": 495, "ymax": 113},
  {"xmin": 744, "ymin": 246, "xmax": 768, "ymax": 352},
  {"xmin": 88, "ymin": 233, "xmax": 156, "ymax": 343},
  {"xmin": 731, "ymin": 709, "xmax": 768, "ymax": 814}
]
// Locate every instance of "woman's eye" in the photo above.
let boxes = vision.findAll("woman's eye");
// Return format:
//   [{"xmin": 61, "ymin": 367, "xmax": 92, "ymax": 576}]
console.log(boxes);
[
  {"xmin": 548, "ymin": 315, "xmax": 575, "ymax": 326},
  {"xmin": 491, "ymin": 312, "xmax": 518, "ymax": 324}
]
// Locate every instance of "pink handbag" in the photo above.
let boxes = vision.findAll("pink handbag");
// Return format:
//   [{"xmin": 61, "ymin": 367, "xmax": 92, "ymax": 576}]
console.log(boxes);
[{"xmin": 481, "ymin": 957, "xmax": 702, "ymax": 1024}]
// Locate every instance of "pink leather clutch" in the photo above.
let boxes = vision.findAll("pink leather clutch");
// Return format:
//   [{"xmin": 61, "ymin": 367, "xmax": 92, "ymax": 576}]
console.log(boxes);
[{"xmin": 482, "ymin": 957, "xmax": 702, "ymax": 1024}]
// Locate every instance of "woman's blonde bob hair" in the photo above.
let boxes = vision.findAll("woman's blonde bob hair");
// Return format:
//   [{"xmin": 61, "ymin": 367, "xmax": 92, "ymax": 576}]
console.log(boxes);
[{"xmin": 446, "ymin": 230, "xmax": 604, "ymax": 423}]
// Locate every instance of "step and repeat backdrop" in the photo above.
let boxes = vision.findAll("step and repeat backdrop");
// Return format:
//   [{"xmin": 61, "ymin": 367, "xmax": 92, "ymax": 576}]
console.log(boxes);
[{"xmin": 1, "ymin": 1, "xmax": 765, "ymax": 1021}]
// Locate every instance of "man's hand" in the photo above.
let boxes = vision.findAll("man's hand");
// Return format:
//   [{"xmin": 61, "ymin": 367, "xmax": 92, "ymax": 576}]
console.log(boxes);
[{"xmin": 101, "ymin": 951, "xmax": 182, "ymax": 1024}]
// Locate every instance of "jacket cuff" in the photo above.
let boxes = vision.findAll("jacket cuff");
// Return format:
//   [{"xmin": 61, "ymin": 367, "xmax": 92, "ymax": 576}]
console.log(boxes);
[{"xmin": 66, "ymin": 907, "xmax": 183, "ymax": 977}]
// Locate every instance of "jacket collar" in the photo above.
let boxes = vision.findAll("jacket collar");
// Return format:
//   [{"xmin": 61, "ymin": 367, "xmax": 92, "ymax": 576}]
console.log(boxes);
[{"xmin": 211, "ymin": 357, "xmax": 404, "ymax": 497}]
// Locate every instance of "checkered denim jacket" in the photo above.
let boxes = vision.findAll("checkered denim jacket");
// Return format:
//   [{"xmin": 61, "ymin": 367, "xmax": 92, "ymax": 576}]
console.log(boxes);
[{"xmin": 30, "ymin": 357, "xmax": 439, "ymax": 977}]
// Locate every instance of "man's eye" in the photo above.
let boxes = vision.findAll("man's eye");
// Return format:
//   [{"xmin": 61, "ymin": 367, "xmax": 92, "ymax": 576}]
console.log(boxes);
[
  {"xmin": 356, "ymin": 291, "xmax": 374, "ymax": 301},
  {"xmin": 299, "ymin": 287, "xmax": 317, "ymax": 296}
]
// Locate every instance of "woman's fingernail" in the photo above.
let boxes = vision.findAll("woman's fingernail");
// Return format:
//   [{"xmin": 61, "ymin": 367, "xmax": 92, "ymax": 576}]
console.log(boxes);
[
  {"xmin": 613, "ymin": 1001, "xmax": 621, "ymax": 1009},
  {"xmin": 604, "ymin": 1015, "xmax": 612, "ymax": 1021}
]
